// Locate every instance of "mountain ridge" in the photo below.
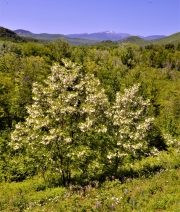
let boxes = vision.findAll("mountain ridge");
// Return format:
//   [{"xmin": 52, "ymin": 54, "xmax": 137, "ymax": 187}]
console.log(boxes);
[
  {"xmin": 65, "ymin": 31, "xmax": 131, "ymax": 41},
  {"xmin": 1, "ymin": 27, "xmax": 180, "ymax": 46},
  {"xmin": 14, "ymin": 29, "xmax": 166, "ymax": 42},
  {"xmin": 13, "ymin": 29, "xmax": 97, "ymax": 45}
]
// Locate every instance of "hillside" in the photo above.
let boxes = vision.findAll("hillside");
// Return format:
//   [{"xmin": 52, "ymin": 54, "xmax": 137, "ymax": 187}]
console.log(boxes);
[
  {"xmin": 0, "ymin": 27, "xmax": 26, "ymax": 42},
  {"xmin": 0, "ymin": 27, "xmax": 46, "ymax": 43},
  {"xmin": 118, "ymin": 36, "xmax": 150, "ymax": 46},
  {"xmin": 119, "ymin": 32, "xmax": 180, "ymax": 46},
  {"xmin": 152, "ymin": 32, "xmax": 180, "ymax": 45}
]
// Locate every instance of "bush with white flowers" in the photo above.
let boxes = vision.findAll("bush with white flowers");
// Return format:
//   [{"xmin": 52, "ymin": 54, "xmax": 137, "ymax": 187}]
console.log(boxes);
[{"xmin": 11, "ymin": 60, "xmax": 157, "ymax": 185}]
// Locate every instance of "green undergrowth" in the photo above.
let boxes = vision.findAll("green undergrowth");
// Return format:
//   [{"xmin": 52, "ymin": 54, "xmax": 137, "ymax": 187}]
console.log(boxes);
[{"xmin": 1, "ymin": 149, "xmax": 180, "ymax": 211}]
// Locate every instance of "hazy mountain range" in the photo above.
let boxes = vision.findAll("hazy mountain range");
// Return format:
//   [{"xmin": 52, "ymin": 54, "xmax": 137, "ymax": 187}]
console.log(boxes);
[
  {"xmin": 65, "ymin": 31, "xmax": 131, "ymax": 41},
  {"xmin": 14, "ymin": 29, "xmax": 166, "ymax": 41},
  {"xmin": 1, "ymin": 27, "xmax": 180, "ymax": 46}
]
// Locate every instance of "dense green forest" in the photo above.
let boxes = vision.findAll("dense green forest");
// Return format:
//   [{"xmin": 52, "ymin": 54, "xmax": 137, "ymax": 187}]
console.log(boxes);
[{"xmin": 1, "ymin": 28, "xmax": 180, "ymax": 211}]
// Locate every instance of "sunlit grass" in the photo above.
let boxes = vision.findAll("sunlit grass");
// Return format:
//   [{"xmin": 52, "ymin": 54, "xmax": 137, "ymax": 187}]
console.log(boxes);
[{"xmin": 1, "ymin": 158, "xmax": 180, "ymax": 211}]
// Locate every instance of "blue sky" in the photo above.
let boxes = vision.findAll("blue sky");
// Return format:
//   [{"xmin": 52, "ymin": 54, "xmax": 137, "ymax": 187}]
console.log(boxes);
[{"xmin": 0, "ymin": 0, "xmax": 179, "ymax": 36}]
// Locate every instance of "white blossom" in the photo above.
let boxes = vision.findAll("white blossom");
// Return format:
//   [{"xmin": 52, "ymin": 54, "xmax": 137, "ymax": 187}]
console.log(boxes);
[{"xmin": 10, "ymin": 59, "xmax": 110, "ymax": 183}]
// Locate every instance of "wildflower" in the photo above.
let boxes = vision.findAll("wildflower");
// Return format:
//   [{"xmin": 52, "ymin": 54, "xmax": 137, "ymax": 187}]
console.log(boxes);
[
  {"xmin": 96, "ymin": 202, "xmax": 100, "ymax": 208},
  {"xmin": 132, "ymin": 201, "xmax": 136, "ymax": 207}
]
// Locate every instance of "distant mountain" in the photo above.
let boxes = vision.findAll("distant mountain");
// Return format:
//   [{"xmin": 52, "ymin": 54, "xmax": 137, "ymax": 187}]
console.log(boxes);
[
  {"xmin": 119, "ymin": 32, "xmax": 180, "ymax": 46},
  {"xmin": 66, "ymin": 32, "xmax": 167, "ymax": 41},
  {"xmin": 14, "ymin": 29, "xmax": 170, "ymax": 45},
  {"xmin": 65, "ymin": 31, "xmax": 131, "ymax": 41},
  {"xmin": 14, "ymin": 29, "xmax": 97, "ymax": 46},
  {"xmin": 143, "ymin": 35, "xmax": 166, "ymax": 40},
  {"xmin": 2, "ymin": 27, "xmax": 179, "ymax": 46},
  {"xmin": 14, "ymin": 29, "xmax": 34, "ymax": 36},
  {"xmin": 15, "ymin": 29, "xmax": 66, "ymax": 41},
  {"xmin": 15, "ymin": 29, "xmax": 131, "ymax": 42}
]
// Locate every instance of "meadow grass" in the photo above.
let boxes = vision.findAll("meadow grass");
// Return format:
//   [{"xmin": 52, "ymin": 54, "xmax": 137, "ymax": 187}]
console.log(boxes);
[{"xmin": 1, "ymin": 157, "xmax": 180, "ymax": 211}]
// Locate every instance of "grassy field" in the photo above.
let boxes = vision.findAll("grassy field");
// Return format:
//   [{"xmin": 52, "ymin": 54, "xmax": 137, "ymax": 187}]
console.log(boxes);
[{"xmin": 1, "ymin": 150, "xmax": 180, "ymax": 211}]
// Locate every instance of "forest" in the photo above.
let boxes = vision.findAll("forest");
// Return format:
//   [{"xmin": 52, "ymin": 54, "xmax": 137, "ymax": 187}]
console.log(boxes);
[{"xmin": 1, "ymin": 30, "xmax": 180, "ymax": 211}]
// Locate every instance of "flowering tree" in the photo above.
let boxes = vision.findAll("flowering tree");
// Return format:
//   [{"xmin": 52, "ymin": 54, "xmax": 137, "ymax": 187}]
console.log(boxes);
[
  {"xmin": 10, "ymin": 59, "xmax": 109, "ymax": 186},
  {"xmin": 10, "ymin": 60, "xmax": 159, "ymax": 184},
  {"xmin": 107, "ymin": 84, "xmax": 155, "ymax": 175}
]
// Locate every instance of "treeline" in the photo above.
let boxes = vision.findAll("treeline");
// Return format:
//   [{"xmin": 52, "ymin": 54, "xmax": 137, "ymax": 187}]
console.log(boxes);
[{"xmin": 0, "ymin": 38, "xmax": 180, "ymax": 185}]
